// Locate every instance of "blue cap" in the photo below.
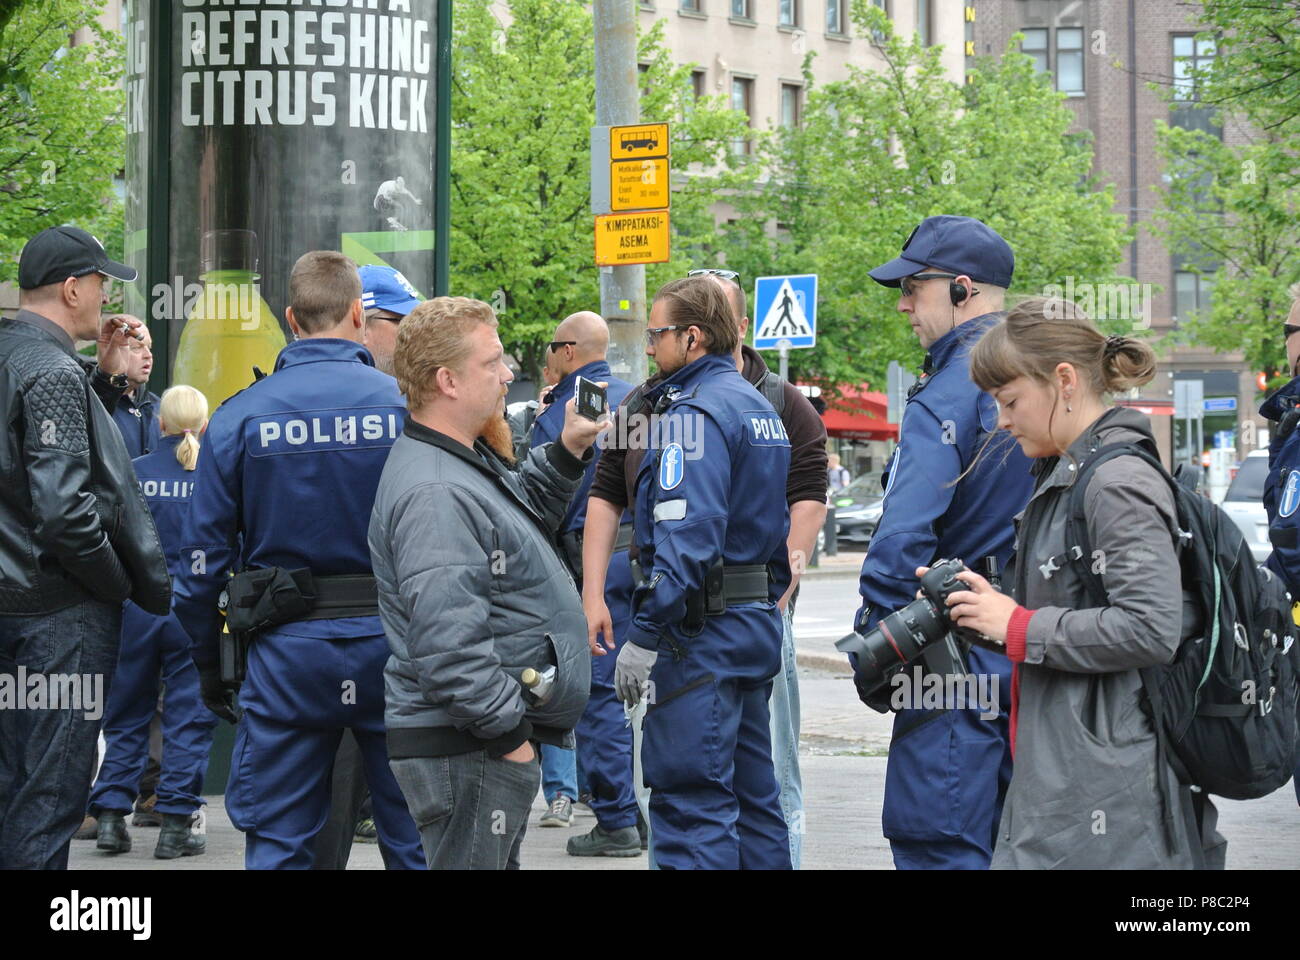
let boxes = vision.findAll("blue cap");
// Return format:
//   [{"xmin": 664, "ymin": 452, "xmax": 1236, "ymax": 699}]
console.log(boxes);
[
  {"xmin": 359, "ymin": 265, "xmax": 422, "ymax": 317},
  {"xmin": 869, "ymin": 215, "xmax": 1014, "ymax": 289}
]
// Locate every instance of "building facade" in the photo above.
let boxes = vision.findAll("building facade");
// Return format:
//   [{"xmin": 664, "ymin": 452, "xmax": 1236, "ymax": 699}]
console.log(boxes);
[{"xmin": 972, "ymin": 0, "xmax": 1264, "ymax": 480}]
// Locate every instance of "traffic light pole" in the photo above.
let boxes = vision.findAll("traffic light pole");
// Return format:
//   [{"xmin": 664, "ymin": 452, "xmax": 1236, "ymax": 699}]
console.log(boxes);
[{"xmin": 592, "ymin": 0, "xmax": 648, "ymax": 385}]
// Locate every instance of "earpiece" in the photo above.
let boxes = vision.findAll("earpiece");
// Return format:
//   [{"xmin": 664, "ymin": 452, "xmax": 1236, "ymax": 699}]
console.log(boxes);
[
  {"xmin": 687, "ymin": 333, "xmax": 696, "ymax": 351},
  {"xmin": 949, "ymin": 280, "xmax": 967, "ymax": 306}
]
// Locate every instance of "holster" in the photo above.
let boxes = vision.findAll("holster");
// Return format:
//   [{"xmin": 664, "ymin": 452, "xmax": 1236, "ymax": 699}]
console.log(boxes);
[
  {"xmin": 219, "ymin": 624, "xmax": 249, "ymax": 686},
  {"xmin": 682, "ymin": 560, "xmax": 772, "ymax": 638},
  {"xmin": 222, "ymin": 566, "xmax": 380, "ymax": 640}
]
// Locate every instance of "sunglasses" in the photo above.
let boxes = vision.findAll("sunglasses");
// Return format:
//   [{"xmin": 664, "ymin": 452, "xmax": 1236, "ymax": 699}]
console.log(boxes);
[
  {"xmin": 645, "ymin": 325, "xmax": 683, "ymax": 346},
  {"xmin": 547, "ymin": 340, "xmax": 577, "ymax": 353},
  {"xmin": 1285, "ymin": 324, "xmax": 1300, "ymax": 340},
  {"xmin": 687, "ymin": 268, "xmax": 741, "ymax": 285},
  {"xmin": 899, "ymin": 272, "xmax": 958, "ymax": 298}
]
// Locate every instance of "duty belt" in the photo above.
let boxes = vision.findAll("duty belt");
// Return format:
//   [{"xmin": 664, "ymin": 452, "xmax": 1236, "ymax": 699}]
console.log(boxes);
[
  {"xmin": 629, "ymin": 559, "xmax": 772, "ymax": 610},
  {"xmin": 222, "ymin": 567, "xmax": 380, "ymax": 636}
]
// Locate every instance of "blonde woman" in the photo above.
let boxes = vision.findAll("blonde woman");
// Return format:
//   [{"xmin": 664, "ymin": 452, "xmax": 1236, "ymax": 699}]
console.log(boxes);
[{"xmin": 89, "ymin": 385, "xmax": 218, "ymax": 860}]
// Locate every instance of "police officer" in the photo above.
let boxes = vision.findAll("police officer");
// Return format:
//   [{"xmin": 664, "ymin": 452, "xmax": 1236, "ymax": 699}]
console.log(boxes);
[
  {"xmin": 614, "ymin": 276, "xmax": 793, "ymax": 870},
  {"xmin": 854, "ymin": 216, "xmax": 1034, "ymax": 869},
  {"xmin": 527, "ymin": 312, "xmax": 637, "ymax": 852},
  {"xmin": 90, "ymin": 385, "xmax": 218, "ymax": 859},
  {"xmin": 311, "ymin": 263, "xmax": 426, "ymax": 869},
  {"xmin": 174, "ymin": 251, "xmax": 423, "ymax": 869},
  {"xmin": 1257, "ymin": 281, "xmax": 1300, "ymax": 806}
]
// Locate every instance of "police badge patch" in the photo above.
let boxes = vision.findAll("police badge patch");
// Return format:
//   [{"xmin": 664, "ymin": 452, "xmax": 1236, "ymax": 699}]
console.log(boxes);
[
  {"xmin": 1281, "ymin": 470, "xmax": 1300, "ymax": 519},
  {"xmin": 659, "ymin": 442, "xmax": 684, "ymax": 491}
]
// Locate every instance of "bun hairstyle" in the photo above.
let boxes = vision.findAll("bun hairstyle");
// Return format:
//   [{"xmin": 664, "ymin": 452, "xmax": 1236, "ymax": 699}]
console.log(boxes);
[
  {"xmin": 970, "ymin": 295, "xmax": 1157, "ymax": 397},
  {"xmin": 159, "ymin": 384, "xmax": 209, "ymax": 472}
]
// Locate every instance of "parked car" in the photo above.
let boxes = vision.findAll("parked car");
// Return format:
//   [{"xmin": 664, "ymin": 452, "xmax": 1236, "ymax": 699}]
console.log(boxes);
[
  {"xmin": 832, "ymin": 473, "xmax": 885, "ymax": 546},
  {"xmin": 1220, "ymin": 449, "xmax": 1271, "ymax": 564}
]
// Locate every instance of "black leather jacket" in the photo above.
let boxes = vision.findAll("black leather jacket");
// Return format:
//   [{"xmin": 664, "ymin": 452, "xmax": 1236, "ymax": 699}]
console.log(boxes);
[{"xmin": 0, "ymin": 311, "xmax": 171, "ymax": 615}]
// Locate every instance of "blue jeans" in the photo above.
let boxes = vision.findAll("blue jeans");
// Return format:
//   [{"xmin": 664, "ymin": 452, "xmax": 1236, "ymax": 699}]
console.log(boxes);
[
  {"xmin": 541, "ymin": 744, "xmax": 577, "ymax": 803},
  {"xmin": 769, "ymin": 606, "xmax": 804, "ymax": 868},
  {"xmin": 0, "ymin": 600, "xmax": 122, "ymax": 869}
]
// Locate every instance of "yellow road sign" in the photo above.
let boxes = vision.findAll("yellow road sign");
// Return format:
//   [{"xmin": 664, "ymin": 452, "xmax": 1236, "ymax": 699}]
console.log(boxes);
[
  {"xmin": 594, "ymin": 210, "xmax": 670, "ymax": 266},
  {"xmin": 611, "ymin": 158, "xmax": 670, "ymax": 212},
  {"xmin": 610, "ymin": 122, "xmax": 669, "ymax": 161}
]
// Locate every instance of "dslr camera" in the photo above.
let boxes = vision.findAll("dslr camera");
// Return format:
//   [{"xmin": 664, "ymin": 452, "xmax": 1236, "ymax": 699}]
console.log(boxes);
[{"xmin": 836, "ymin": 558, "xmax": 985, "ymax": 692}]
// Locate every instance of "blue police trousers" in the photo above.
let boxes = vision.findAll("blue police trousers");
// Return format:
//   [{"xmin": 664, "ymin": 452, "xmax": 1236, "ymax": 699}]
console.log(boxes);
[
  {"xmin": 574, "ymin": 552, "xmax": 638, "ymax": 831},
  {"xmin": 89, "ymin": 604, "xmax": 218, "ymax": 817},
  {"xmin": 882, "ymin": 645, "xmax": 1013, "ymax": 870},
  {"xmin": 226, "ymin": 628, "xmax": 424, "ymax": 870},
  {"xmin": 640, "ymin": 605, "xmax": 791, "ymax": 870}
]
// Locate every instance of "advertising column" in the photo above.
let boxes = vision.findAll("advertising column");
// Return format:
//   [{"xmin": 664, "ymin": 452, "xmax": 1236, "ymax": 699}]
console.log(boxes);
[{"xmin": 126, "ymin": 0, "xmax": 440, "ymax": 406}]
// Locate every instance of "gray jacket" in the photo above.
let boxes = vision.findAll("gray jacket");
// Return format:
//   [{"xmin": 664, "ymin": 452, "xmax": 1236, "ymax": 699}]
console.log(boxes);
[
  {"xmin": 994, "ymin": 407, "xmax": 1220, "ymax": 869},
  {"xmin": 369, "ymin": 418, "xmax": 592, "ymax": 759}
]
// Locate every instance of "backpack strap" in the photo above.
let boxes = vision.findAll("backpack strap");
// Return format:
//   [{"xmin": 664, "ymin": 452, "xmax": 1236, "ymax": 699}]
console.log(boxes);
[
  {"xmin": 1061, "ymin": 440, "xmax": 1191, "ymax": 857},
  {"xmin": 758, "ymin": 370, "xmax": 787, "ymax": 417}
]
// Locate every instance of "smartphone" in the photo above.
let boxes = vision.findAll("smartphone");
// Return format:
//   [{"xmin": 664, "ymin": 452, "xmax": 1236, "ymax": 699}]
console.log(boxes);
[{"xmin": 575, "ymin": 376, "xmax": 608, "ymax": 422}]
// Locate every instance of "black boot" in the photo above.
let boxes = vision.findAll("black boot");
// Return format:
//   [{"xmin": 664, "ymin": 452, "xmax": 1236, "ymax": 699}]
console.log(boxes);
[
  {"xmin": 96, "ymin": 811, "xmax": 132, "ymax": 854},
  {"xmin": 154, "ymin": 813, "xmax": 206, "ymax": 860}
]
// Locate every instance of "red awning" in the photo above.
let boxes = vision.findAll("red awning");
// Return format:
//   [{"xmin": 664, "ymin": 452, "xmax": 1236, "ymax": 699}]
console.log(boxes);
[
  {"xmin": 815, "ymin": 385, "xmax": 899, "ymax": 441},
  {"xmin": 1116, "ymin": 398, "xmax": 1174, "ymax": 417}
]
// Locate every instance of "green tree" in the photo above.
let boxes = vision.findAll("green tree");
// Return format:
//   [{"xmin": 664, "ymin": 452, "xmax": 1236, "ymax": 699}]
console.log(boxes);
[
  {"xmin": 722, "ymin": 3, "xmax": 1130, "ymax": 395},
  {"xmin": 449, "ymin": 0, "xmax": 754, "ymax": 382},
  {"xmin": 1151, "ymin": 119, "xmax": 1300, "ymax": 386},
  {"xmin": 0, "ymin": 0, "xmax": 125, "ymax": 282},
  {"xmin": 1185, "ymin": 1, "xmax": 1300, "ymax": 138}
]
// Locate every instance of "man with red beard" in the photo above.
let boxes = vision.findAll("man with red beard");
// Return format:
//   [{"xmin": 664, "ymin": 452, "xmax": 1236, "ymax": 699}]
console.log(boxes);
[{"xmin": 370, "ymin": 296, "xmax": 608, "ymax": 869}]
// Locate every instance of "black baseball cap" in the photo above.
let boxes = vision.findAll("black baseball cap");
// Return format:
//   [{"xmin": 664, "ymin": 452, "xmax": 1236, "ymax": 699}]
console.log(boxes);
[
  {"xmin": 869, "ymin": 215, "xmax": 1014, "ymax": 289},
  {"xmin": 18, "ymin": 225, "xmax": 138, "ymax": 290}
]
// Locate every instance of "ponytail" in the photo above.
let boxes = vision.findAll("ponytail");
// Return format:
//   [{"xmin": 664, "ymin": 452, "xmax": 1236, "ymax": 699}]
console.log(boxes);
[{"xmin": 158, "ymin": 385, "xmax": 209, "ymax": 472}]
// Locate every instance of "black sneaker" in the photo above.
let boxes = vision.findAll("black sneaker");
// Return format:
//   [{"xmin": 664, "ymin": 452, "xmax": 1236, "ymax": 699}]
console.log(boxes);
[
  {"xmin": 566, "ymin": 823, "xmax": 642, "ymax": 858},
  {"xmin": 96, "ymin": 812, "xmax": 132, "ymax": 854},
  {"xmin": 132, "ymin": 794, "xmax": 162, "ymax": 827},
  {"xmin": 354, "ymin": 818, "xmax": 378, "ymax": 843},
  {"xmin": 154, "ymin": 813, "xmax": 206, "ymax": 859},
  {"xmin": 539, "ymin": 795, "xmax": 574, "ymax": 827}
]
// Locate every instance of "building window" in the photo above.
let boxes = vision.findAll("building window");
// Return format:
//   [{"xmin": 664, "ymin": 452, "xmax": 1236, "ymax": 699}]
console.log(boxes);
[
  {"xmin": 731, "ymin": 0, "xmax": 749, "ymax": 17},
  {"xmin": 691, "ymin": 69, "xmax": 707, "ymax": 100},
  {"xmin": 1022, "ymin": 28, "xmax": 1048, "ymax": 73},
  {"xmin": 731, "ymin": 76, "xmax": 753, "ymax": 155},
  {"xmin": 779, "ymin": 0, "xmax": 799, "ymax": 27},
  {"xmin": 680, "ymin": 0, "xmax": 700, "ymax": 12},
  {"xmin": 1173, "ymin": 34, "xmax": 1216, "ymax": 102},
  {"xmin": 916, "ymin": 0, "xmax": 930, "ymax": 46},
  {"xmin": 827, "ymin": 0, "xmax": 844, "ymax": 34},
  {"xmin": 871, "ymin": 0, "xmax": 889, "ymax": 40},
  {"xmin": 780, "ymin": 83, "xmax": 802, "ymax": 128},
  {"xmin": 1174, "ymin": 269, "xmax": 1214, "ymax": 319},
  {"xmin": 1055, "ymin": 27, "xmax": 1084, "ymax": 94}
]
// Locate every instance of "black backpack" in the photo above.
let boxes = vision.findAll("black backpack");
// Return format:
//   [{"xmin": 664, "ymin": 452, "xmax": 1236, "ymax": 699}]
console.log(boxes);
[{"xmin": 1066, "ymin": 442, "xmax": 1300, "ymax": 824}]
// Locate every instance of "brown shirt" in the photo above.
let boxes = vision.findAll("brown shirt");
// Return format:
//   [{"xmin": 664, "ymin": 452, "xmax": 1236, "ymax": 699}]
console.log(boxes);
[{"xmin": 589, "ymin": 345, "xmax": 828, "ymax": 511}]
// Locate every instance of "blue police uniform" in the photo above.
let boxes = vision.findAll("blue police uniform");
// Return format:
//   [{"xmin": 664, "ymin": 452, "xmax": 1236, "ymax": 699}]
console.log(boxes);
[
  {"xmin": 855, "ymin": 312, "xmax": 1034, "ymax": 869},
  {"xmin": 530, "ymin": 360, "xmax": 636, "ymax": 830},
  {"xmin": 88, "ymin": 436, "xmax": 218, "ymax": 818},
  {"xmin": 627, "ymin": 352, "xmax": 792, "ymax": 869},
  {"xmin": 173, "ymin": 339, "xmax": 423, "ymax": 869},
  {"xmin": 1257, "ymin": 377, "xmax": 1300, "ymax": 805},
  {"xmin": 112, "ymin": 387, "xmax": 162, "ymax": 458}
]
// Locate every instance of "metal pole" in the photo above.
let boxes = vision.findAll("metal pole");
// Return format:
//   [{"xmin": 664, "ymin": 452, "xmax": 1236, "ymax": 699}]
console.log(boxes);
[
  {"xmin": 779, "ymin": 343, "xmax": 789, "ymax": 381},
  {"xmin": 593, "ymin": 0, "xmax": 647, "ymax": 385},
  {"xmin": 434, "ymin": 0, "xmax": 453, "ymax": 297}
]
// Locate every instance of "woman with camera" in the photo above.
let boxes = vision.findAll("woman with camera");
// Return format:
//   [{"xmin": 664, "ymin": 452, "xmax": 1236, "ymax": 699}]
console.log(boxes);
[{"xmin": 922, "ymin": 296, "xmax": 1223, "ymax": 869}]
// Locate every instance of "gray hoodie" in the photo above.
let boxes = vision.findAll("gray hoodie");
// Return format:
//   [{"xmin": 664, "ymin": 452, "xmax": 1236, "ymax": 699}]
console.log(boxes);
[
  {"xmin": 994, "ymin": 406, "xmax": 1224, "ymax": 869},
  {"xmin": 369, "ymin": 418, "xmax": 592, "ymax": 759}
]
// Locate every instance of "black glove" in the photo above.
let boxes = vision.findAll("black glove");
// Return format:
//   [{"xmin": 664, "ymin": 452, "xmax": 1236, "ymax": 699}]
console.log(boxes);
[
  {"xmin": 854, "ymin": 669, "xmax": 897, "ymax": 714},
  {"xmin": 199, "ymin": 667, "xmax": 241, "ymax": 725}
]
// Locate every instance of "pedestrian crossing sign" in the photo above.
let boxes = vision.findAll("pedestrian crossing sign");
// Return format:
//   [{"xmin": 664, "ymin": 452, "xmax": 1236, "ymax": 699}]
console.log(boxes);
[{"xmin": 753, "ymin": 274, "xmax": 817, "ymax": 350}]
